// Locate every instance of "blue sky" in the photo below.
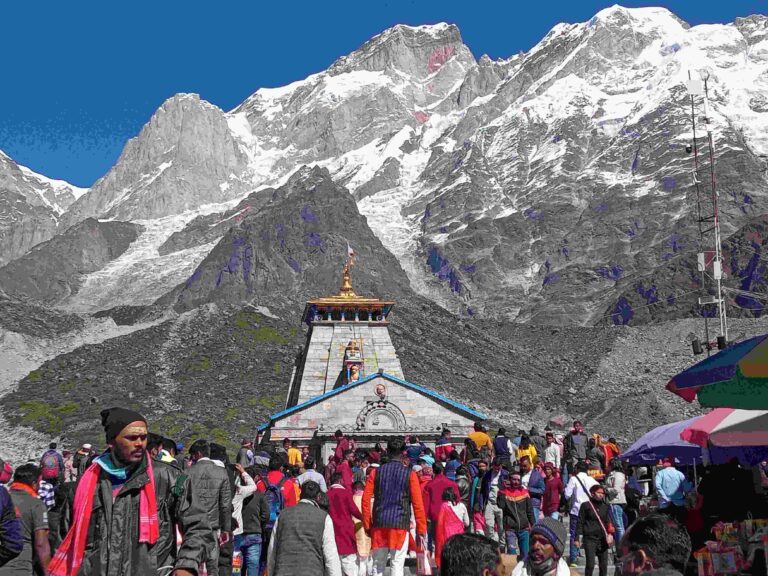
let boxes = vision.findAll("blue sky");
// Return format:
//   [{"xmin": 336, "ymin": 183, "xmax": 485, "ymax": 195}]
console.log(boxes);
[{"xmin": 1, "ymin": 1, "xmax": 764, "ymax": 187}]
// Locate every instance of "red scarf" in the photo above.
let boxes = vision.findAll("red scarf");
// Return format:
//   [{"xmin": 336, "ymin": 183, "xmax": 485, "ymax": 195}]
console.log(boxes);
[{"xmin": 48, "ymin": 455, "xmax": 160, "ymax": 576}]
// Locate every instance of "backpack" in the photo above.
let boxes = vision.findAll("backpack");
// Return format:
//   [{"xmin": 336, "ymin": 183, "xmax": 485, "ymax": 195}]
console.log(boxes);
[
  {"xmin": 41, "ymin": 452, "xmax": 61, "ymax": 480},
  {"xmin": 264, "ymin": 476, "xmax": 287, "ymax": 529},
  {"xmin": 465, "ymin": 439, "xmax": 481, "ymax": 461}
]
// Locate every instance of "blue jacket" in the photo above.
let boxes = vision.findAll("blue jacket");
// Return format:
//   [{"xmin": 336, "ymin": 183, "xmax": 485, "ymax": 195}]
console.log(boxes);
[
  {"xmin": 0, "ymin": 485, "xmax": 23, "ymax": 566},
  {"xmin": 525, "ymin": 469, "xmax": 545, "ymax": 502}
]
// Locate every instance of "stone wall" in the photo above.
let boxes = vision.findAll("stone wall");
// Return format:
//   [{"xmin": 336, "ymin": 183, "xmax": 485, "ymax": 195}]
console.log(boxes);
[{"xmin": 291, "ymin": 323, "xmax": 405, "ymax": 405}]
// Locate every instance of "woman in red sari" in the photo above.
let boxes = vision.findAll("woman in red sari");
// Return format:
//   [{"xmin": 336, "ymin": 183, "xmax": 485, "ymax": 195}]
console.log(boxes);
[{"xmin": 435, "ymin": 487, "xmax": 470, "ymax": 569}]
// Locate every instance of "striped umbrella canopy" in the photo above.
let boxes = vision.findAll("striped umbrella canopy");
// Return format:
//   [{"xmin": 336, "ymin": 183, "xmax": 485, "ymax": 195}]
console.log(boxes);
[
  {"xmin": 665, "ymin": 333, "xmax": 768, "ymax": 409},
  {"xmin": 680, "ymin": 408, "xmax": 768, "ymax": 447}
]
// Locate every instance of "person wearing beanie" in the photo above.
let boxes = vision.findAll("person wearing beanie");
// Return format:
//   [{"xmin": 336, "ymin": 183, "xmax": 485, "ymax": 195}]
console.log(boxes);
[
  {"xmin": 512, "ymin": 518, "xmax": 571, "ymax": 576},
  {"xmin": 48, "ymin": 407, "xmax": 212, "ymax": 576}
]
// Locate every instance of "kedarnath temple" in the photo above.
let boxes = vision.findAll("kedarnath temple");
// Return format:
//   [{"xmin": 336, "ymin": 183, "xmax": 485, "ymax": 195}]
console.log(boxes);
[{"xmin": 257, "ymin": 257, "xmax": 487, "ymax": 463}]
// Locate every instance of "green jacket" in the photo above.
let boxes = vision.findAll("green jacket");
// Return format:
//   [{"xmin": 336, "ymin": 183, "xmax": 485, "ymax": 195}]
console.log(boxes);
[{"xmin": 61, "ymin": 456, "xmax": 213, "ymax": 576}]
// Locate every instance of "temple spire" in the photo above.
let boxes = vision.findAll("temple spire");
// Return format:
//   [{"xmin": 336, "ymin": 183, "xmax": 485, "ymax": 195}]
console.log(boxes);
[
  {"xmin": 299, "ymin": 246, "xmax": 394, "ymax": 326},
  {"xmin": 337, "ymin": 244, "xmax": 357, "ymax": 298}
]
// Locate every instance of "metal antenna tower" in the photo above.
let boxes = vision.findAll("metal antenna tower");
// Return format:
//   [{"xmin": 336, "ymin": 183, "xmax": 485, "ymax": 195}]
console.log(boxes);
[{"xmin": 686, "ymin": 70, "xmax": 729, "ymax": 355}]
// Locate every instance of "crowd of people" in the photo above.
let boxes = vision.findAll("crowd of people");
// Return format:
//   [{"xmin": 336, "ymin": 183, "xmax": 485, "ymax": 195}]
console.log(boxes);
[{"xmin": 0, "ymin": 411, "xmax": 709, "ymax": 576}]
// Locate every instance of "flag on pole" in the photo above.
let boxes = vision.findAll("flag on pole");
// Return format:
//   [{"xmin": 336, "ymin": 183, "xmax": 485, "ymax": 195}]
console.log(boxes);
[{"xmin": 347, "ymin": 243, "xmax": 355, "ymax": 258}]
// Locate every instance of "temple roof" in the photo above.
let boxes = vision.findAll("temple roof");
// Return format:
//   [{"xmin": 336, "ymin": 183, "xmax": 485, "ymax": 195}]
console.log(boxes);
[
  {"xmin": 301, "ymin": 257, "xmax": 394, "ymax": 323},
  {"xmin": 257, "ymin": 371, "xmax": 487, "ymax": 431}
]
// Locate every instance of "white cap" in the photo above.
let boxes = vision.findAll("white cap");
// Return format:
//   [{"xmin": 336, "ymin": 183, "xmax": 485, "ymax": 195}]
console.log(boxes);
[{"xmin": 82, "ymin": 443, "xmax": 92, "ymax": 450}]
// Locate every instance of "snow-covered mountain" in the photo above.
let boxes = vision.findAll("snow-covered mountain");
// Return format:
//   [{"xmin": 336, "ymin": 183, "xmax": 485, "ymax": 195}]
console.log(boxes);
[
  {"xmin": 0, "ymin": 150, "xmax": 87, "ymax": 266},
  {"xmin": 4, "ymin": 6, "xmax": 768, "ymax": 456},
  {"xmin": 4, "ymin": 6, "xmax": 768, "ymax": 325},
  {"xmin": 61, "ymin": 94, "xmax": 253, "ymax": 226}
]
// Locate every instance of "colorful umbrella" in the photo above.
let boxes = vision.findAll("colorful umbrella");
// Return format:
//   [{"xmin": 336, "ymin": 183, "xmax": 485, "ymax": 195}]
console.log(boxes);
[
  {"xmin": 621, "ymin": 416, "xmax": 703, "ymax": 465},
  {"xmin": 665, "ymin": 333, "xmax": 768, "ymax": 408},
  {"xmin": 680, "ymin": 408, "xmax": 768, "ymax": 447}
]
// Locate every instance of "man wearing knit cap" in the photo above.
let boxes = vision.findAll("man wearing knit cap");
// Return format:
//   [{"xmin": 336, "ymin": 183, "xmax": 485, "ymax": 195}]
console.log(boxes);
[
  {"xmin": 512, "ymin": 518, "xmax": 573, "ymax": 576},
  {"xmin": 48, "ymin": 407, "xmax": 213, "ymax": 576}
]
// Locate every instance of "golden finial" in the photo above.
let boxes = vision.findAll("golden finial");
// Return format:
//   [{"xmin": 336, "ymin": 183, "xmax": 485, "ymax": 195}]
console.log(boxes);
[{"xmin": 337, "ymin": 246, "xmax": 358, "ymax": 298}]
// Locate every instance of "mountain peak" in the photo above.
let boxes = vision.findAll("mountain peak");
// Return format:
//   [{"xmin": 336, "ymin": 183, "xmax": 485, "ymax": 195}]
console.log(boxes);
[
  {"xmin": 734, "ymin": 14, "xmax": 768, "ymax": 45},
  {"xmin": 590, "ymin": 5, "xmax": 688, "ymax": 32},
  {"xmin": 383, "ymin": 22, "xmax": 456, "ymax": 39},
  {"xmin": 157, "ymin": 92, "xmax": 221, "ymax": 114},
  {"xmin": 328, "ymin": 21, "xmax": 469, "ymax": 78}
]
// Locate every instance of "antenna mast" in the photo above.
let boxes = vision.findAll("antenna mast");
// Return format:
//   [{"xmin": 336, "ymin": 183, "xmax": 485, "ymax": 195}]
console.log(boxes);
[{"xmin": 687, "ymin": 70, "xmax": 728, "ymax": 355}]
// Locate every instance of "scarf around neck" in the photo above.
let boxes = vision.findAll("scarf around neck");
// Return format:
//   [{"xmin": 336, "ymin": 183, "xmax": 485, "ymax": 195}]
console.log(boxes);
[
  {"xmin": 94, "ymin": 451, "xmax": 128, "ymax": 480},
  {"xmin": 9, "ymin": 482, "xmax": 38, "ymax": 499},
  {"xmin": 48, "ymin": 454, "xmax": 159, "ymax": 576}
]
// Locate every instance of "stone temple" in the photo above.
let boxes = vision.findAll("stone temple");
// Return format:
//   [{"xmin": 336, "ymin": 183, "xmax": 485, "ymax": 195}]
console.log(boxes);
[{"xmin": 257, "ymin": 258, "xmax": 487, "ymax": 463}]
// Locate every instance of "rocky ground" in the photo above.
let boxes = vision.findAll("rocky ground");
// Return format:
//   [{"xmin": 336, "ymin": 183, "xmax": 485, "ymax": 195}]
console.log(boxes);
[
  {"xmin": 5, "ymin": 294, "xmax": 763, "ymax": 460},
  {"xmin": 0, "ymin": 296, "xmax": 164, "ymax": 461}
]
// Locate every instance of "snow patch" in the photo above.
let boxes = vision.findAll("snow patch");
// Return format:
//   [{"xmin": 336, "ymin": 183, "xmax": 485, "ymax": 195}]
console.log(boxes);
[{"xmin": 65, "ymin": 201, "xmax": 237, "ymax": 312}]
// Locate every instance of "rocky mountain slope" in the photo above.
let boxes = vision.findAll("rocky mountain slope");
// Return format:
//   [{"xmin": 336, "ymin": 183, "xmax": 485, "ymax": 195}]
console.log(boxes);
[
  {"xmin": 603, "ymin": 214, "xmax": 768, "ymax": 324},
  {"xmin": 0, "ymin": 295, "xmax": 163, "ymax": 460},
  {"xmin": 0, "ymin": 169, "xmax": 669, "ymax": 450},
  {"xmin": 0, "ymin": 151, "xmax": 86, "ymax": 267},
  {"xmin": 6, "ymin": 167, "xmax": 767, "ymax": 455},
  {"xmin": 0, "ymin": 219, "xmax": 143, "ymax": 305}
]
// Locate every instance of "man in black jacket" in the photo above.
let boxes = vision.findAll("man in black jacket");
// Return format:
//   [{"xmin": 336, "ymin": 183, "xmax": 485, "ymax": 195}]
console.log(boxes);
[
  {"xmin": 188, "ymin": 439, "xmax": 233, "ymax": 576},
  {"xmin": 51, "ymin": 407, "xmax": 212, "ymax": 576},
  {"xmin": 210, "ymin": 443, "xmax": 236, "ymax": 576},
  {"xmin": 497, "ymin": 471, "xmax": 535, "ymax": 560}
]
